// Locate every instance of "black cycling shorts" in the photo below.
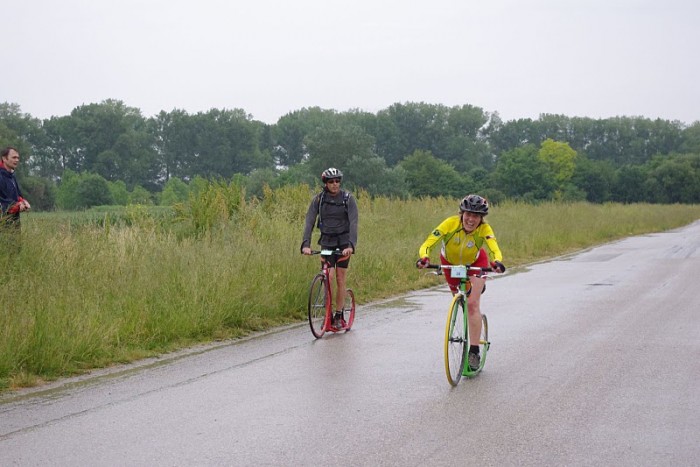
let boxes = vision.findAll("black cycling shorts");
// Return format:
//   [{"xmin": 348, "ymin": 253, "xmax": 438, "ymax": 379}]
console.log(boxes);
[{"xmin": 321, "ymin": 245, "xmax": 351, "ymax": 269}]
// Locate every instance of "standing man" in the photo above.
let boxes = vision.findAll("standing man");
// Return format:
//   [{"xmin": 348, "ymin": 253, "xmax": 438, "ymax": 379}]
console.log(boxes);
[
  {"xmin": 301, "ymin": 168, "xmax": 359, "ymax": 329},
  {"xmin": 1, "ymin": 146, "xmax": 31, "ymax": 230}
]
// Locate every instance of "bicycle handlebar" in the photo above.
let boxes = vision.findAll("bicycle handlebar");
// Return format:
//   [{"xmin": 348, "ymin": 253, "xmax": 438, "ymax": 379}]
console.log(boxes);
[
  {"xmin": 309, "ymin": 249, "xmax": 347, "ymax": 256},
  {"xmin": 422, "ymin": 263, "xmax": 494, "ymax": 276}
]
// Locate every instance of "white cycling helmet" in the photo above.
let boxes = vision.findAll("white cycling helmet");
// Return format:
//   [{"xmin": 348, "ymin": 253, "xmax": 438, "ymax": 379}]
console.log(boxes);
[{"xmin": 321, "ymin": 167, "xmax": 343, "ymax": 182}]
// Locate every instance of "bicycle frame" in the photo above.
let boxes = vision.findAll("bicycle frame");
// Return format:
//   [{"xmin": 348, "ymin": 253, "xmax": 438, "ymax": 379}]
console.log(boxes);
[
  {"xmin": 316, "ymin": 250, "xmax": 336, "ymax": 332},
  {"xmin": 306, "ymin": 249, "xmax": 356, "ymax": 338},
  {"xmin": 427, "ymin": 263, "xmax": 492, "ymax": 384}
]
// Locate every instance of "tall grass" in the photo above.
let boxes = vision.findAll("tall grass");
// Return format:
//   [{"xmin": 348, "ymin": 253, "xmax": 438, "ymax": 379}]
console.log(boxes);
[{"xmin": 2, "ymin": 187, "xmax": 699, "ymax": 391}]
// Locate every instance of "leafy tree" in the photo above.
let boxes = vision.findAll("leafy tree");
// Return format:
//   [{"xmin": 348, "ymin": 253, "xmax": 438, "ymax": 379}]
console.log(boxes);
[
  {"xmin": 680, "ymin": 121, "xmax": 700, "ymax": 154},
  {"xmin": 0, "ymin": 120, "xmax": 16, "ymax": 145},
  {"xmin": 18, "ymin": 176, "xmax": 55, "ymax": 211},
  {"xmin": 159, "ymin": 177, "xmax": 190, "ymax": 205},
  {"xmin": 149, "ymin": 109, "xmax": 198, "ymax": 182},
  {"xmin": 65, "ymin": 100, "xmax": 149, "ymax": 172},
  {"xmin": 345, "ymin": 153, "xmax": 408, "ymax": 197},
  {"xmin": 108, "ymin": 180, "xmax": 129, "ymax": 205},
  {"xmin": 40, "ymin": 115, "xmax": 80, "ymax": 178},
  {"xmin": 245, "ymin": 168, "xmax": 280, "ymax": 199},
  {"xmin": 0, "ymin": 103, "xmax": 39, "ymax": 177},
  {"xmin": 377, "ymin": 103, "xmax": 450, "ymax": 165},
  {"xmin": 109, "ymin": 130, "xmax": 160, "ymax": 191},
  {"xmin": 645, "ymin": 154, "xmax": 700, "ymax": 203},
  {"xmin": 75, "ymin": 173, "xmax": 114, "ymax": 208},
  {"xmin": 191, "ymin": 108, "xmax": 271, "ymax": 179},
  {"xmin": 55, "ymin": 170, "xmax": 80, "ymax": 210},
  {"xmin": 611, "ymin": 165, "xmax": 648, "ymax": 203},
  {"xmin": 56, "ymin": 171, "xmax": 113, "ymax": 209},
  {"xmin": 0, "ymin": 103, "xmax": 43, "ymax": 148},
  {"xmin": 128, "ymin": 185, "xmax": 154, "ymax": 205},
  {"xmin": 537, "ymin": 139, "xmax": 578, "ymax": 191},
  {"xmin": 491, "ymin": 145, "xmax": 555, "ymax": 200},
  {"xmin": 304, "ymin": 122, "xmax": 375, "ymax": 179},
  {"xmin": 273, "ymin": 107, "xmax": 338, "ymax": 167},
  {"xmin": 467, "ymin": 167, "xmax": 490, "ymax": 194},
  {"xmin": 571, "ymin": 157, "xmax": 615, "ymax": 203},
  {"xmin": 400, "ymin": 150, "xmax": 465, "ymax": 197},
  {"xmin": 373, "ymin": 102, "xmax": 490, "ymax": 171},
  {"xmin": 276, "ymin": 163, "xmax": 318, "ymax": 188},
  {"xmin": 488, "ymin": 117, "xmax": 541, "ymax": 155}
]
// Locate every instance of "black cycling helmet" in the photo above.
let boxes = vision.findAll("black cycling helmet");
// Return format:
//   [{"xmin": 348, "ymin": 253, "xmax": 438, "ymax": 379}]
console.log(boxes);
[
  {"xmin": 321, "ymin": 167, "xmax": 343, "ymax": 182},
  {"xmin": 459, "ymin": 194, "xmax": 489, "ymax": 215}
]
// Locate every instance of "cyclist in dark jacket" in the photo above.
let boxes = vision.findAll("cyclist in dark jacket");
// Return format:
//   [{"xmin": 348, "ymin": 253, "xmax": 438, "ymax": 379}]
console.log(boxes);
[{"xmin": 301, "ymin": 168, "xmax": 359, "ymax": 329}]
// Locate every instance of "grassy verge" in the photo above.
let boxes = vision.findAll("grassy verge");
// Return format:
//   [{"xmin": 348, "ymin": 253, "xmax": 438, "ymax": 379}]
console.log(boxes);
[{"xmin": 2, "ymin": 191, "xmax": 699, "ymax": 391}]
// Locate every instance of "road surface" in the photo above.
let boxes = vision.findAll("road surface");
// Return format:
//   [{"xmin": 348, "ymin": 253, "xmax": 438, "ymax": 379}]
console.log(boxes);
[{"xmin": 2, "ymin": 221, "xmax": 699, "ymax": 466}]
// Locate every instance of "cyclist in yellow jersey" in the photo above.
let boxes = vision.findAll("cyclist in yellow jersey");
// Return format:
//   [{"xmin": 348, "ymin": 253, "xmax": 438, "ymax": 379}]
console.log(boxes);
[{"xmin": 417, "ymin": 194, "xmax": 506, "ymax": 370}]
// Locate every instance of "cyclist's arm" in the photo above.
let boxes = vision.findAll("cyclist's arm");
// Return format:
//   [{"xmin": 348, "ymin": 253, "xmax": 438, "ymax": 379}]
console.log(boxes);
[
  {"xmin": 480, "ymin": 223, "xmax": 503, "ymax": 263},
  {"xmin": 300, "ymin": 196, "xmax": 320, "ymax": 251},
  {"xmin": 418, "ymin": 217, "xmax": 456, "ymax": 258},
  {"xmin": 347, "ymin": 194, "xmax": 358, "ymax": 252}
]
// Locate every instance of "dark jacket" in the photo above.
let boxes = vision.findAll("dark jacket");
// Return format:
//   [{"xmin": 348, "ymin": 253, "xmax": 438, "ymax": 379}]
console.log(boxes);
[
  {"xmin": 301, "ymin": 189, "xmax": 359, "ymax": 251},
  {"xmin": 0, "ymin": 163, "xmax": 23, "ymax": 225}
]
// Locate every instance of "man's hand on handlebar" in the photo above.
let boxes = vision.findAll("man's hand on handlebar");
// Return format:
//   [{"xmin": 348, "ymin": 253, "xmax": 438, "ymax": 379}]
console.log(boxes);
[
  {"xmin": 490, "ymin": 260, "xmax": 506, "ymax": 273},
  {"xmin": 416, "ymin": 257, "xmax": 430, "ymax": 269},
  {"xmin": 302, "ymin": 247, "xmax": 312, "ymax": 255}
]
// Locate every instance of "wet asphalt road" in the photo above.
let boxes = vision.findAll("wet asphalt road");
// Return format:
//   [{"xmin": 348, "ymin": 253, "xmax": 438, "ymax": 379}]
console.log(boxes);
[{"xmin": 2, "ymin": 221, "xmax": 700, "ymax": 466}]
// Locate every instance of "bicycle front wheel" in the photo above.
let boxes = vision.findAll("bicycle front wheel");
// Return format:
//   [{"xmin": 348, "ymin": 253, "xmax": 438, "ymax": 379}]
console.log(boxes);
[
  {"xmin": 344, "ymin": 288, "xmax": 356, "ymax": 330},
  {"xmin": 308, "ymin": 274, "xmax": 328, "ymax": 338},
  {"xmin": 444, "ymin": 294, "xmax": 467, "ymax": 386}
]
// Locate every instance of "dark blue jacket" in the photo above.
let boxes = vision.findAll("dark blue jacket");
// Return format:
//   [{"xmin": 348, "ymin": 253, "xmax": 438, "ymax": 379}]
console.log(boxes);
[{"xmin": 0, "ymin": 165, "xmax": 22, "ymax": 223}]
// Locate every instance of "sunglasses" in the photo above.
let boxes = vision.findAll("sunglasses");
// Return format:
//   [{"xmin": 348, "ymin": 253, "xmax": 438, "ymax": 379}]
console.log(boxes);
[{"xmin": 326, "ymin": 178, "xmax": 341, "ymax": 184}]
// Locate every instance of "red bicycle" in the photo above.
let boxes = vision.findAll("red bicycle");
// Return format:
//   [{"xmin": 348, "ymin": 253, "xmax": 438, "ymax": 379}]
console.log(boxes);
[{"xmin": 307, "ymin": 249, "xmax": 356, "ymax": 338}]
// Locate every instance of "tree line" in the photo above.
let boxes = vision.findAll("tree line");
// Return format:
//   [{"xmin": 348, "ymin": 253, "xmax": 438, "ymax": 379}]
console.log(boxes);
[{"xmin": 1, "ymin": 99, "xmax": 699, "ymax": 210}]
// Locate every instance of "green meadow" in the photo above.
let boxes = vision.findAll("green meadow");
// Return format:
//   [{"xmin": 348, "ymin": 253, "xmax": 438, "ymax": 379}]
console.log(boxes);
[{"xmin": 2, "ymin": 184, "xmax": 699, "ymax": 391}]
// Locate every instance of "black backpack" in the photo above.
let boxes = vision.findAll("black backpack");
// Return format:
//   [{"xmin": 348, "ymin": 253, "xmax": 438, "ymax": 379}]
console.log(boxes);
[{"xmin": 317, "ymin": 189, "xmax": 350, "ymax": 229}]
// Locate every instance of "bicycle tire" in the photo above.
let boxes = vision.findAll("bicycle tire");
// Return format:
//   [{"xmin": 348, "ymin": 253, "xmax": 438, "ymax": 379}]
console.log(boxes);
[
  {"xmin": 463, "ymin": 313, "xmax": 490, "ymax": 376},
  {"xmin": 308, "ymin": 274, "xmax": 328, "ymax": 338},
  {"xmin": 444, "ymin": 294, "xmax": 467, "ymax": 386},
  {"xmin": 345, "ymin": 288, "xmax": 356, "ymax": 330},
  {"xmin": 478, "ymin": 314, "xmax": 489, "ymax": 369}
]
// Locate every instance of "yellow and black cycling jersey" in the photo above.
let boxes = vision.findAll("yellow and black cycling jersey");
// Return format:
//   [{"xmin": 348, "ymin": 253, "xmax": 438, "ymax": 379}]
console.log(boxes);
[{"xmin": 418, "ymin": 215, "xmax": 503, "ymax": 265}]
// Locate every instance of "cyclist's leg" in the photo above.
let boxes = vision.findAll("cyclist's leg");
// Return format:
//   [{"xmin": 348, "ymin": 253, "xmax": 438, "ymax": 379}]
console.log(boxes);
[
  {"xmin": 466, "ymin": 249, "xmax": 489, "ymax": 348},
  {"xmin": 439, "ymin": 255, "xmax": 460, "ymax": 294},
  {"xmin": 334, "ymin": 250, "xmax": 351, "ymax": 312},
  {"xmin": 324, "ymin": 252, "xmax": 338, "ymax": 304},
  {"xmin": 467, "ymin": 276, "xmax": 484, "ymax": 347},
  {"xmin": 335, "ymin": 267, "xmax": 346, "ymax": 312}
]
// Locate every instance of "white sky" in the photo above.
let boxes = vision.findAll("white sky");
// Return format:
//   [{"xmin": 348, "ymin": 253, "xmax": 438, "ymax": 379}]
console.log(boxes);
[{"xmin": 2, "ymin": 0, "xmax": 699, "ymax": 125}]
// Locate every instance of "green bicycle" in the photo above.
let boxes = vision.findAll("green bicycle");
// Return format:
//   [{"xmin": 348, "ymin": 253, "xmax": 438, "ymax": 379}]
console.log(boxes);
[{"xmin": 427, "ymin": 264, "xmax": 492, "ymax": 386}]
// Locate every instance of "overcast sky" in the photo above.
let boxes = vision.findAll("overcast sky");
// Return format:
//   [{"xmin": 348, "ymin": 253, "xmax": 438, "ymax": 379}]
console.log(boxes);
[{"xmin": 2, "ymin": 0, "xmax": 699, "ymax": 125}]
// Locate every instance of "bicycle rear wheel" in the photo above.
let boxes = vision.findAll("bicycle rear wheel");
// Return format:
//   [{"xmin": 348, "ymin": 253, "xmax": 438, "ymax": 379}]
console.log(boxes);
[
  {"xmin": 308, "ymin": 274, "xmax": 328, "ymax": 338},
  {"xmin": 464, "ymin": 313, "xmax": 490, "ymax": 376},
  {"xmin": 478, "ymin": 314, "xmax": 489, "ymax": 368},
  {"xmin": 344, "ymin": 288, "xmax": 356, "ymax": 330},
  {"xmin": 444, "ymin": 294, "xmax": 467, "ymax": 386}
]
